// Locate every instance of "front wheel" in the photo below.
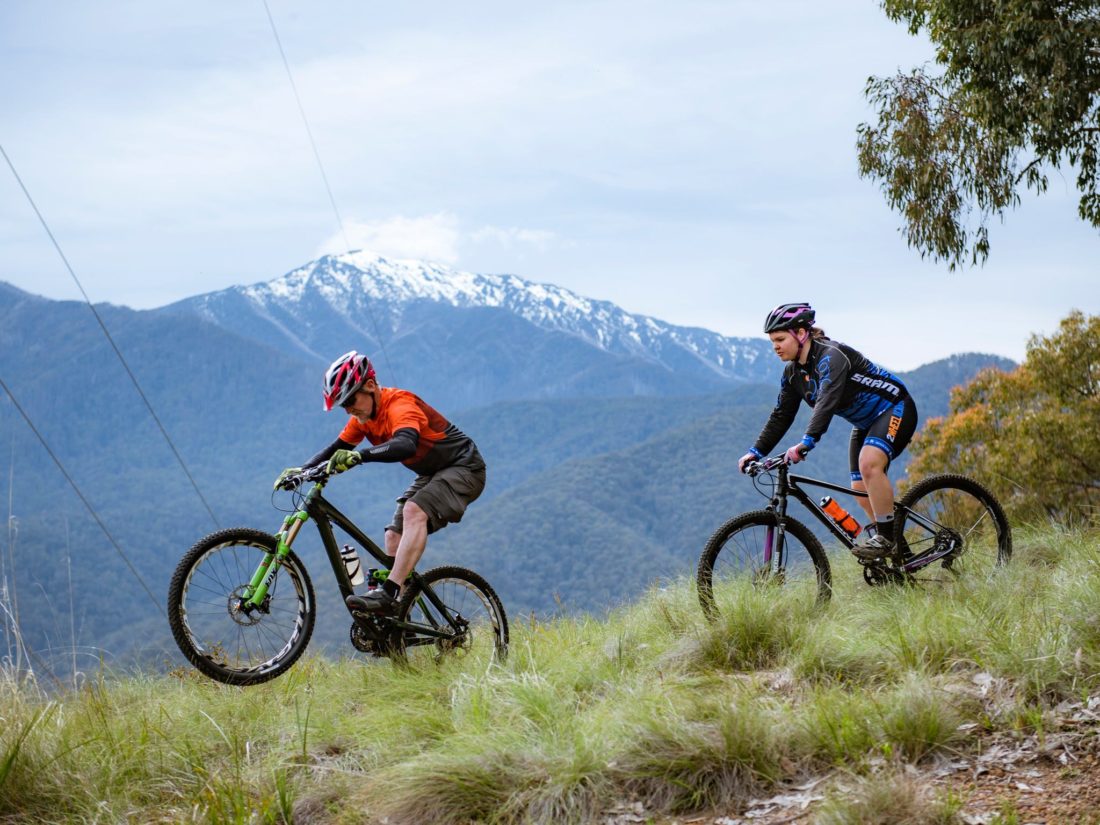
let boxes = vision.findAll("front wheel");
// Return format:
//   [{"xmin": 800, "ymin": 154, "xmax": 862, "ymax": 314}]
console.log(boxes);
[
  {"xmin": 696, "ymin": 510, "xmax": 831, "ymax": 623},
  {"xmin": 394, "ymin": 565, "xmax": 509, "ymax": 665},
  {"xmin": 896, "ymin": 474, "xmax": 1011, "ymax": 580},
  {"xmin": 167, "ymin": 528, "xmax": 316, "ymax": 686}
]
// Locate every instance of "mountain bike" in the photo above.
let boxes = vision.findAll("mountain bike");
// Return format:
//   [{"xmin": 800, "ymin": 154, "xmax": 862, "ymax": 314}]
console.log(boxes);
[
  {"xmin": 167, "ymin": 465, "xmax": 509, "ymax": 686},
  {"xmin": 696, "ymin": 454, "xmax": 1012, "ymax": 621}
]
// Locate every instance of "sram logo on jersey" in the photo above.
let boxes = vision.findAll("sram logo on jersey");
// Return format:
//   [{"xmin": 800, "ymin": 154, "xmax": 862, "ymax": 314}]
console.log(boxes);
[{"xmin": 851, "ymin": 372, "xmax": 902, "ymax": 396}]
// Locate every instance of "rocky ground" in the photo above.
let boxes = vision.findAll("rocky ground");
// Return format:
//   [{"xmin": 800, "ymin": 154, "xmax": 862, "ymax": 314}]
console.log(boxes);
[{"xmin": 604, "ymin": 691, "xmax": 1100, "ymax": 825}]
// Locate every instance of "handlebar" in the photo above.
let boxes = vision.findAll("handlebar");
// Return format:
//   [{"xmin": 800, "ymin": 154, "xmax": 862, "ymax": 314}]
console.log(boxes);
[
  {"xmin": 743, "ymin": 454, "xmax": 788, "ymax": 477},
  {"xmin": 276, "ymin": 464, "xmax": 330, "ymax": 491}
]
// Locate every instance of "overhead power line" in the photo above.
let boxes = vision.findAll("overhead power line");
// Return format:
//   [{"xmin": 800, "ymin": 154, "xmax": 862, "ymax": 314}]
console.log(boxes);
[
  {"xmin": 0, "ymin": 142, "xmax": 220, "ymax": 529},
  {"xmin": 259, "ymin": 0, "xmax": 399, "ymax": 383},
  {"xmin": 0, "ymin": 374, "xmax": 164, "ymax": 616},
  {"xmin": 260, "ymin": 0, "xmax": 349, "ymax": 253}
]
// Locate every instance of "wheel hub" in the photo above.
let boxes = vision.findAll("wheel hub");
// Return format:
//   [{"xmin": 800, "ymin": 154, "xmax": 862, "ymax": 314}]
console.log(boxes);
[
  {"xmin": 933, "ymin": 528, "xmax": 963, "ymax": 564},
  {"xmin": 228, "ymin": 586, "xmax": 267, "ymax": 626},
  {"xmin": 438, "ymin": 616, "xmax": 471, "ymax": 655}
]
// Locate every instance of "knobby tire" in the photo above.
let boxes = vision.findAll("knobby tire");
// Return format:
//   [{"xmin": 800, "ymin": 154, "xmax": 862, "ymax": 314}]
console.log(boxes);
[
  {"xmin": 393, "ymin": 565, "xmax": 509, "ymax": 665},
  {"xmin": 697, "ymin": 510, "xmax": 831, "ymax": 623},
  {"xmin": 167, "ymin": 528, "xmax": 316, "ymax": 686}
]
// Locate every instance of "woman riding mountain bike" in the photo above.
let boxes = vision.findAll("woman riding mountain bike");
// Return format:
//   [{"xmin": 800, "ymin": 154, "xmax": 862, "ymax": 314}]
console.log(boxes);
[{"xmin": 737, "ymin": 302, "xmax": 919, "ymax": 561}]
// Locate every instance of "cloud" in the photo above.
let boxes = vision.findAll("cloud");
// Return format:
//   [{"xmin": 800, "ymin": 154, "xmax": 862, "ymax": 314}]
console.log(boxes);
[
  {"xmin": 317, "ymin": 213, "xmax": 462, "ymax": 263},
  {"xmin": 470, "ymin": 225, "xmax": 556, "ymax": 251},
  {"xmin": 316, "ymin": 213, "xmax": 558, "ymax": 265}
]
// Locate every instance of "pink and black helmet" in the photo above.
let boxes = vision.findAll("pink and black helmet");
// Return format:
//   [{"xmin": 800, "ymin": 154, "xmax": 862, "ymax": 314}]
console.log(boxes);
[
  {"xmin": 763, "ymin": 302, "xmax": 816, "ymax": 334},
  {"xmin": 322, "ymin": 350, "xmax": 376, "ymax": 411}
]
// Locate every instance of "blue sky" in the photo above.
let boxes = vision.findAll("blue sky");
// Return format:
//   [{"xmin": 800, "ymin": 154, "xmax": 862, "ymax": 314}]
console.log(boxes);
[{"xmin": 2, "ymin": 0, "xmax": 1096, "ymax": 370}]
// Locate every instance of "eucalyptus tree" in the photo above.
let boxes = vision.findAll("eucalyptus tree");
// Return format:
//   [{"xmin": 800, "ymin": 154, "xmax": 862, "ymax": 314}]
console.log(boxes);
[{"xmin": 858, "ymin": 0, "xmax": 1100, "ymax": 266}]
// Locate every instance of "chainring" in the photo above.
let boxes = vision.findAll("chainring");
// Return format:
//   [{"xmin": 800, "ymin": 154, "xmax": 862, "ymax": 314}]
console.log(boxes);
[
  {"xmin": 349, "ymin": 620, "xmax": 387, "ymax": 656},
  {"xmin": 861, "ymin": 560, "xmax": 905, "ymax": 587}
]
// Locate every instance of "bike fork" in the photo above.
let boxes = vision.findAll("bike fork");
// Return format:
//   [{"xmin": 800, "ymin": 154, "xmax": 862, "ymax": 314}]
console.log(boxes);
[
  {"xmin": 764, "ymin": 521, "xmax": 788, "ymax": 574},
  {"xmin": 242, "ymin": 512, "xmax": 307, "ymax": 609}
]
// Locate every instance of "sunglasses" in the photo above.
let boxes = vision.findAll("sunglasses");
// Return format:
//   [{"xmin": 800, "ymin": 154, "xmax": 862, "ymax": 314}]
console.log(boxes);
[{"xmin": 340, "ymin": 386, "xmax": 370, "ymax": 411}]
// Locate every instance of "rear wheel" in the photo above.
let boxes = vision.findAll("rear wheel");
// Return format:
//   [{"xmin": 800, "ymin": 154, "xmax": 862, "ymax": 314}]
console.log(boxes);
[
  {"xmin": 896, "ymin": 474, "xmax": 1011, "ymax": 583},
  {"xmin": 167, "ymin": 528, "xmax": 315, "ymax": 686},
  {"xmin": 394, "ymin": 566, "xmax": 508, "ymax": 665},
  {"xmin": 697, "ymin": 510, "xmax": 831, "ymax": 622}
]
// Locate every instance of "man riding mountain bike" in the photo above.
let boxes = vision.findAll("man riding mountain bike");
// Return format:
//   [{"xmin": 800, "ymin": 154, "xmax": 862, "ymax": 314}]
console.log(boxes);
[
  {"xmin": 737, "ymin": 302, "xmax": 919, "ymax": 560},
  {"xmin": 276, "ymin": 350, "xmax": 486, "ymax": 613}
]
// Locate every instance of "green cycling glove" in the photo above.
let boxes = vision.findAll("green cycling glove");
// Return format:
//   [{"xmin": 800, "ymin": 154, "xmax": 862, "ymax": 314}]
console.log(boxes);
[
  {"xmin": 274, "ymin": 467, "xmax": 302, "ymax": 490},
  {"xmin": 326, "ymin": 449, "xmax": 363, "ymax": 475}
]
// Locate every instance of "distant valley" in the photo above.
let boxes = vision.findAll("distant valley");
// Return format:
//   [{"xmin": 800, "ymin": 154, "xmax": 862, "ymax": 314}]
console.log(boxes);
[{"xmin": 0, "ymin": 255, "xmax": 1015, "ymax": 673}]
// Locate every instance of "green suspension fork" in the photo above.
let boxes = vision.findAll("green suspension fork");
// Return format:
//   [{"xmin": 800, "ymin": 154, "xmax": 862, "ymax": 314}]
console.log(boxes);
[{"xmin": 243, "ymin": 510, "xmax": 309, "ymax": 608}]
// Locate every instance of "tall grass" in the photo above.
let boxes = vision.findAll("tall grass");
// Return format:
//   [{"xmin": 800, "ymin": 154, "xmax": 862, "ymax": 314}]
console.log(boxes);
[
  {"xmin": 816, "ymin": 771, "xmax": 962, "ymax": 824},
  {"xmin": 0, "ymin": 525, "xmax": 1098, "ymax": 823}
]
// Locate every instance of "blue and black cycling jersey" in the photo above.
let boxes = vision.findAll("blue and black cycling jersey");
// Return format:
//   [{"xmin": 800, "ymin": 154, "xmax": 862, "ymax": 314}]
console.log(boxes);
[{"xmin": 751, "ymin": 337, "xmax": 909, "ymax": 456}]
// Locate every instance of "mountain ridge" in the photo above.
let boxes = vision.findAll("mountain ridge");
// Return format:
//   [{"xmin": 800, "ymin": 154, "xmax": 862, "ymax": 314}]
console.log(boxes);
[{"xmin": 163, "ymin": 251, "xmax": 777, "ymax": 391}]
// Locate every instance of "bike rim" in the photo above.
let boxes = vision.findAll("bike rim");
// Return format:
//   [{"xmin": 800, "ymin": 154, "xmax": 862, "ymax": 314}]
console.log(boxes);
[
  {"xmin": 900, "ymin": 486, "xmax": 1005, "ymax": 577},
  {"xmin": 179, "ymin": 541, "xmax": 309, "ymax": 677},
  {"xmin": 401, "ymin": 577, "xmax": 504, "ymax": 663},
  {"xmin": 707, "ymin": 522, "xmax": 824, "ymax": 607}
]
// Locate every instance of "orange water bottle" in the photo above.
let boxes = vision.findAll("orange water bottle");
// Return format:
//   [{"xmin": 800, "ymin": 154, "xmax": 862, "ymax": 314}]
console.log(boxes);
[{"xmin": 820, "ymin": 496, "xmax": 861, "ymax": 538}]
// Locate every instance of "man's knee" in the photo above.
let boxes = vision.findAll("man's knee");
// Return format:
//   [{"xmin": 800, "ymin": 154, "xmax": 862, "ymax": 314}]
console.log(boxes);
[{"xmin": 402, "ymin": 499, "xmax": 429, "ymax": 528}]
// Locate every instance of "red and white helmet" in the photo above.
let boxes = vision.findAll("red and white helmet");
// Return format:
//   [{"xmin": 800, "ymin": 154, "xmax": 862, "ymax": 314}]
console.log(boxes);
[{"xmin": 322, "ymin": 350, "xmax": 376, "ymax": 411}]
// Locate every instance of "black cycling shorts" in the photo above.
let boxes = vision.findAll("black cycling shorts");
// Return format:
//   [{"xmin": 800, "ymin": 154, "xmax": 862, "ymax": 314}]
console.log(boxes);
[{"xmin": 849, "ymin": 396, "xmax": 918, "ymax": 480}]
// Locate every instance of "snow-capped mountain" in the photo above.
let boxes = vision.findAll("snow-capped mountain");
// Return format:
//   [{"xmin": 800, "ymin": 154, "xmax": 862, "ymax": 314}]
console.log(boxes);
[{"xmin": 165, "ymin": 252, "xmax": 774, "ymax": 409}]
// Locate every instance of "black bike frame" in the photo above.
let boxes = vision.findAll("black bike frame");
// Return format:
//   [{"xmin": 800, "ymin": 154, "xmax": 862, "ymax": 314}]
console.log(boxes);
[
  {"xmin": 768, "ymin": 462, "xmax": 869, "ymax": 548},
  {"xmin": 764, "ymin": 462, "xmax": 956, "ymax": 574},
  {"xmin": 301, "ymin": 484, "xmax": 462, "ymax": 640}
]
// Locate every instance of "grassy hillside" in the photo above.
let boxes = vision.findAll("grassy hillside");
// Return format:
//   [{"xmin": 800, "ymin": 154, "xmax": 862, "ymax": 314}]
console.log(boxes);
[
  {"xmin": 0, "ymin": 308, "xmax": 1013, "ymax": 676},
  {"xmin": 2, "ymin": 525, "xmax": 1098, "ymax": 824}
]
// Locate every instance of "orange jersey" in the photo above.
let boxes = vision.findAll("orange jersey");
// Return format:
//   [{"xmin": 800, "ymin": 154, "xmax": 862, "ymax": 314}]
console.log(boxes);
[{"xmin": 338, "ymin": 387, "xmax": 477, "ymax": 475}]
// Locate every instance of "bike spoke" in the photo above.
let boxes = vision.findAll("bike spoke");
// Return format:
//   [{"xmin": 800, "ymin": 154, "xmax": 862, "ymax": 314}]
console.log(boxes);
[
  {"xmin": 899, "ymin": 476, "xmax": 1010, "ymax": 581},
  {"xmin": 398, "ymin": 572, "xmax": 506, "ymax": 664},
  {"xmin": 699, "ymin": 512, "xmax": 830, "ymax": 621},
  {"xmin": 175, "ymin": 539, "xmax": 310, "ymax": 678}
]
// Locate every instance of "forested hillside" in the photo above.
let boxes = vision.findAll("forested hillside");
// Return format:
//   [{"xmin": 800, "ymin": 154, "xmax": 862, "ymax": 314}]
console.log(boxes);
[{"xmin": 0, "ymin": 277, "xmax": 1013, "ymax": 674}]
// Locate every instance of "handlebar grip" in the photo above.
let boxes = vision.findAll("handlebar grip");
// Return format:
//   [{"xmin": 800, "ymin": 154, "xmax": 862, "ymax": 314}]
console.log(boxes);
[
  {"xmin": 744, "ymin": 455, "xmax": 784, "ymax": 476},
  {"xmin": 276, "ymin": 465, "xmax": 330, "ymax": 490}
]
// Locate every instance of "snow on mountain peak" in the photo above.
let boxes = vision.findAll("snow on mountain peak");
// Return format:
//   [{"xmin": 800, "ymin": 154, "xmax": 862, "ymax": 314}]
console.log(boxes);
[{"xmin": 214, "ymin": 251, "xmax": 768, "ymax": 379}]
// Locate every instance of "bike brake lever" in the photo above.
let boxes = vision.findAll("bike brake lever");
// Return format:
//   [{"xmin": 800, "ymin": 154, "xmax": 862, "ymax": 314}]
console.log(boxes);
[
  {"xmin": 748, "ymin": 457, "xmax": 784, "ymax": 475},
  {"xmin": 277, "ymin": 466, "xmax": 328, "ymax": 490}
]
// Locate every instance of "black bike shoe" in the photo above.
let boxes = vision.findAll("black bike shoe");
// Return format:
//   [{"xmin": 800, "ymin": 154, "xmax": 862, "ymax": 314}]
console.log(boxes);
[
  {"xmin": 346, "ymin": 590, "xmax": 397, "ymax": 614},
  {"xmin": 851, "ymin": 533, "xmax": 894, "ymax": 561}
]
